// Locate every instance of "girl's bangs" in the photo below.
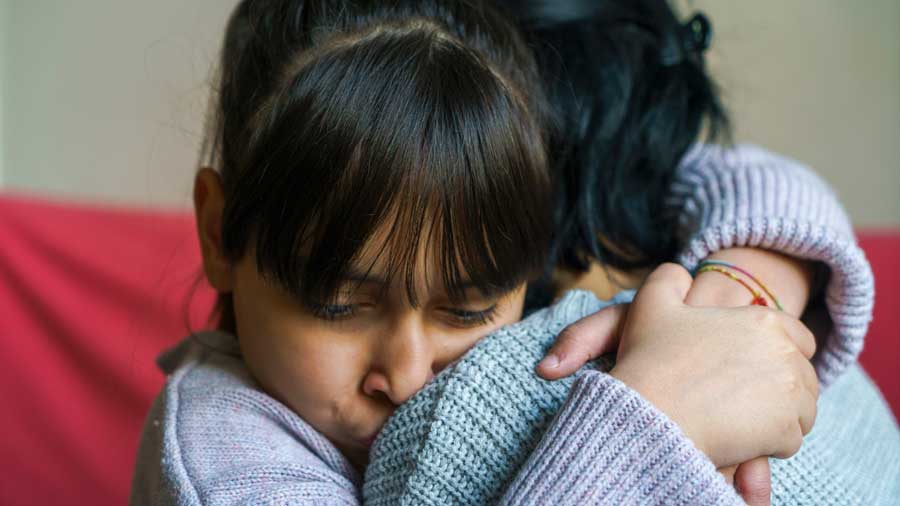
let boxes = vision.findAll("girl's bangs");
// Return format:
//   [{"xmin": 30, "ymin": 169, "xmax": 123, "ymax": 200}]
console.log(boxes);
[{"xmin": 222, "ymin": 23, "xmax": 552, "ymax": 306}]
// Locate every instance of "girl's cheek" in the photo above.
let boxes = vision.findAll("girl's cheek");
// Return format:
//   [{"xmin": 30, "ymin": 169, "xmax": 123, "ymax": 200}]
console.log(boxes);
[{"xmin": 272, "ymin": 329, "xmax": 362, "ymax": 389}]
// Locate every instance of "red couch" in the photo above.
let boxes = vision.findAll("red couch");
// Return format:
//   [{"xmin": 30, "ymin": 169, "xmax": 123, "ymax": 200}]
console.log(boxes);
[{"xmin": 1, "ymin": 192, "xmax": 897, "ymax": 506}]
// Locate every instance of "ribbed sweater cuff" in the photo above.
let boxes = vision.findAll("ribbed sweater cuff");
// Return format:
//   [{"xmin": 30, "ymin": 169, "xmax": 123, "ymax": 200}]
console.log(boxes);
[
  {"xmin": 669, "ymin": 144, "xmax": 875, "ymax": 389},
  {"xmin": 501, "ymin": 371, "xmax": 742, "ymax": 506}
]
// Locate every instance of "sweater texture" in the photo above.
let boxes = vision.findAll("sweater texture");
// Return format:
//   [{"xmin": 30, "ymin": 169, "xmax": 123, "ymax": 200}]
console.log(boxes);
[
  {"xmin": 131, "ymin": 144, "xmax": 883, "ymax": 504},
  {"xmin": 364, "ymin": 290, "xmax": 900, "ymax": 505}
]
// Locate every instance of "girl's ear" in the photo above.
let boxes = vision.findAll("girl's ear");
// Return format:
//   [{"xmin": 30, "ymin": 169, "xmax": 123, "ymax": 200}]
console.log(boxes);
[{"xmin": 194, "ymin": 168, "xmax": 234, "ymax": 293}]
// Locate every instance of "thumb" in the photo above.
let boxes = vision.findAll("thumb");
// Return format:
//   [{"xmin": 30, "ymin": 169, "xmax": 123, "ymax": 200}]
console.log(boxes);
[
  {"xmin": 734, "ymin": 457, "xmax": 772, "ymax": 506},
  {"xmin": 632, "ymin": 263, "xmax": 693, "ymax": 309},
  {"xmin": 537, "ymin": 303, "xmax": 628, "ymax": 380}
]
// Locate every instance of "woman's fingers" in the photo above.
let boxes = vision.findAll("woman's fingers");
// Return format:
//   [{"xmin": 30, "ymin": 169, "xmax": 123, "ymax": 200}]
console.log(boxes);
[
  {"xmin": 734, "ymin": 457, "xmax": 772, "ymax": 506},
  {"xmin": 791, "ymin": 352, "xmax": 819, "ymax": 436},
  {"xmin": 537, "ymin": 303, "xmax": 627, "ymax": 380},
  {"xmin": 777, "ymin": 310, "xmax": 817, "ymax": 360},
  {"xmin": 718, "ymin": 465, "xmax": 737, "ymax": 485},
  {"xmin": 633, "ymin": 262, "xmax": 694, "ymax": 308}
]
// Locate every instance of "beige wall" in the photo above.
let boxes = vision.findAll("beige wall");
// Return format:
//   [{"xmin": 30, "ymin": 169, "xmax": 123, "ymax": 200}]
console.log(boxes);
[
  {"xmin": 1, "ymin": 0, "xmax": 898, "ymax": 225},
  {"xmin": 0, "ymin": 0, "xmax": 9, "ymax": 185},
  {"xmin": 690, "ymin": 0, "xmax": 900, "ymax": 226},
  {"xmin": 1, "ymin": 0, "xmax": 231, "ymax": 208}
]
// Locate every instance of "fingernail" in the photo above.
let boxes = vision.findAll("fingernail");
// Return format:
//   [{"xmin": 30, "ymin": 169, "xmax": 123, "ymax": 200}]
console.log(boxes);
[{"xmin": 539, "ymin": 354, "xmax": 559, "ymax": 369}]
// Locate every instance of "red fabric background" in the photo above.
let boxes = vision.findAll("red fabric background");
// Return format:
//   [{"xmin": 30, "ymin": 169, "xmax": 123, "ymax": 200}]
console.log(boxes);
[
  {"xmin": 0, "ymin": 192, "xmax": 896, "ymax": 506},
  {"xmin": 0, "ymin": 193, "xmax": 216, "ymax": 505}
]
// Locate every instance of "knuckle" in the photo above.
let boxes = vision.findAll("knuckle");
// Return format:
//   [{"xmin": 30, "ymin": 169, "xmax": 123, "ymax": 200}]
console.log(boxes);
[
  {"xmin": 652, "ymin": 262, "xmax": 692, "ymax": 283},
  {"xmin": 784, "ymin": 433, "xmax": 803, "ymax": 457},
  {"xmin": 557, "ymin": 324, "xmax": 584, "ymax": 345},
  {"xmin": 554, "ymin": 326, "xmax": 593, "ymax": 363},
  {"xmin": 803, "ymin": 404, "xmax": 818, "ymax": 435},
  {"xmin": 808, "ymin": 369, "xmax": 820, "ymax": 398},
  {"xmin": 754, "ymin": 307, "xmax": 780, "ymax": 327},
  {"xmin": 786, "ymin": 372, "xmax": 803, "ymax": 394},
  {"xmin": 775, "ymin": 419, "xmax": 803, "ymax": 458},
  {"xmin": 803, "ymin": 325, "xmax": 817, "ymax": 354}
]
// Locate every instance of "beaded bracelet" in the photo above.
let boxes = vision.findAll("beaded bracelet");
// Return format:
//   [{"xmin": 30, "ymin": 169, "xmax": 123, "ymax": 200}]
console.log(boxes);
[{"xmin": 695, "ymin": 259, "xmax": 784, "ymax": 311}]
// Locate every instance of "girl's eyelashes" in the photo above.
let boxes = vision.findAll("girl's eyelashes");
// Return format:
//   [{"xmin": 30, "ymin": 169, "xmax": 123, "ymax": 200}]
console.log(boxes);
[
  {"xmin": 307, "ymin": 302, "xmax": 357, "ymax": 321},
  {"xmin": 441, "ymin": 304, "xmax": 498, "ymax": 327},
  {"xmin": 305, "ymin": 299, "xmax": 500, "ymax": 327}
]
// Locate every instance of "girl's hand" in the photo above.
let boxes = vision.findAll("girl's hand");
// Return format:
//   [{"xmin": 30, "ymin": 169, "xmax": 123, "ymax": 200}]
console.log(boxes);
[
  {"xmin": 537, "ymin": 248, "xmax": 816, "ymax": 380},
  {"xmin": 607, "ymin": 263, "xmax": 818, "ymax": 468},
  {"xmin": 539, "ymin": 264, "xmax": 817, "ymax": 467},
  {"xmin": 727, "ymin": 457, "xmax": 773, "ymax": 506},
  {"xmin": 538, "ymin": 250, "xmax": 813, "ymax": 505},
  {"xmin": 537, "ymin": 291, "xmax": 778, "ymax": 506}
]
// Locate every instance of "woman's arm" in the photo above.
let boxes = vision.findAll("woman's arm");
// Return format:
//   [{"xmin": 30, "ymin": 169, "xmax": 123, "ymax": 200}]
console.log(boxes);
[
  {"xmin": 685, "ymin": 247, "xmax": 814, "ymax": 316},
  {"xmin": 541, "ymin": 144, "xmax": 869, "ymax": 388},
  {"xmin": 669, "ymin": 143, "xmax": 874, "ymax": 388}
]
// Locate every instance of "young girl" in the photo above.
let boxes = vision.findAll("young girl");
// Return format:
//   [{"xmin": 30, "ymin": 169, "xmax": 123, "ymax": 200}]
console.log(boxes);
[{"xmin": 132, "ymin": 0, "xmax": 831, "ymax": 504}]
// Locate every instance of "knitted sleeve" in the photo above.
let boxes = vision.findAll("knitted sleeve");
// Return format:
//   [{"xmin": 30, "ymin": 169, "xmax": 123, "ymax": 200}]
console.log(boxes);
[
  {"xmin": 363, "ymin": 290, "xmax": 744, "ymax": 505},
  {"xmin": 497, "ymin": 371, "xmax": 744, "ymax": 505},
  {"xmin": 768, "ymin": 363, "xmax": 900, "ymax": 506},
  {"xmin": 667, "ymin": 144, "xmax": 875, "ymax": 388}
]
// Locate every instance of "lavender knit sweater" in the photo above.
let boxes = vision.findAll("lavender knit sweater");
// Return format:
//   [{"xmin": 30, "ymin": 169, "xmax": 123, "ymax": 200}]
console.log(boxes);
[
  {"xmin": 670, "ymin": 144, "xmax": 873, "ymax": 389},
  {"xmin": 131, "ymin": 144, "xmax": 882, "ymax": 504}
]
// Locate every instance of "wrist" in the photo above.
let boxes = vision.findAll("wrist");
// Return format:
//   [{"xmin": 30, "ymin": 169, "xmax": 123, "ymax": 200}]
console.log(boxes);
[
  {"xmin": 685, "ymin": 270, "xmax": 753, "ymax": 308},
  {"xmin": 686, "ymin": 247, "xmax": 814, "ymax": 316}
]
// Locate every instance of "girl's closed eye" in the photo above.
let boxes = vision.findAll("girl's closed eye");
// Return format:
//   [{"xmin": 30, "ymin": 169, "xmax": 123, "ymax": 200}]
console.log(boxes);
[
  {"xmin": 307, "ymin": 301, "xmax": 358, "ymax": 321},
  {"xmin": 439, "ymin": 304, "xmax": 498, "ymax": 327},
  {"xmin": 305, "ymin": 291, "xmax": 376, "ymax": 321}
]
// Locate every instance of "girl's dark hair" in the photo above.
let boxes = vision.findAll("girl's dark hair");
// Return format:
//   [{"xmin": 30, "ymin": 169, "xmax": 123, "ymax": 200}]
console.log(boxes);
[
  {"xmin": 498, "ymin": 0, "xmax": 731, "ymax": 272},
  {"xmin": 201, "ymin": 0, "xmax": 552, "ymax": 333}
]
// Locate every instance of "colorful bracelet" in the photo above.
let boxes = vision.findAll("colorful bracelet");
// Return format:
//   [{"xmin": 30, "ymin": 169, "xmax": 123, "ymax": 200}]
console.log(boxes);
[{"xmin": 694, "ymin": 259, "xmax": 784, "ymax": 311}]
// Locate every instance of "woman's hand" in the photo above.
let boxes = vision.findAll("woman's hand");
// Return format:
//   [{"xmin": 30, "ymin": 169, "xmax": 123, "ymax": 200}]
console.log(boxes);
[{"xmin": 539, "ymin": 263, "xmax": 818, "ymax": 469}]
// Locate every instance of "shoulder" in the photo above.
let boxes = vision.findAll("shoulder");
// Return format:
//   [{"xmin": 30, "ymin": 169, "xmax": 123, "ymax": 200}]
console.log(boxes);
[
  {"xmin": 678, "ymin": 143, "xmax": 832, "ymax": 190},
  {"xmin": 131, "ymin": 332, "xmax": 360, "ymax": 505}
]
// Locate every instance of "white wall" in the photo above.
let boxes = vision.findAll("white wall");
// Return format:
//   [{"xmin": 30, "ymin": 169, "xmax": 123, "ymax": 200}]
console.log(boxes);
[
  {"xmin": 3, "ymin": 0, "xmax": 233, "ymax": 208},
  {"xmin": 2, "ymin": 0, "xmax": 899, "ymax": 224}
]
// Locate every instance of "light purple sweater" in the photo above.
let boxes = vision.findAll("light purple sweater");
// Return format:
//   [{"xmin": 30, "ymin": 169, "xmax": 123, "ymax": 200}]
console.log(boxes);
[{"xmin": 131, "ymin": 144, "xmax": 876, "ymax": 504}]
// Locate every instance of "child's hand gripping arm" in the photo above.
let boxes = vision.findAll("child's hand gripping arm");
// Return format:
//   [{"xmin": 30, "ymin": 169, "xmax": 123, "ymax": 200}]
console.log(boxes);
[
  {"xmin": 685, "ymin": 246, "xmax": 814, "ymax": 504},
  {"xmin": 503, "ymin": 264, "xmax": 818, "ymax": 505},
  {"xmin": 536, "ymin": 254, "xmax": 816, "ymax": 505}
]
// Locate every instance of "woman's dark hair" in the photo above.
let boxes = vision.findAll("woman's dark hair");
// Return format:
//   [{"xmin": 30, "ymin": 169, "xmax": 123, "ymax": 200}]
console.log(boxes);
[
  {"xmin": 200, "ymin": 0, "xmax": 552, "ymax": 333},
  {"xmin": 497, "ymin": 0, "xmax": 731, "ymax": 273}
]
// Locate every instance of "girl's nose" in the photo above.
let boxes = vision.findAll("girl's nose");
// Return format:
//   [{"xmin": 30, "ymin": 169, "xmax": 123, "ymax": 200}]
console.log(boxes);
[{"xmin": 362, "ymin": 319, "xmax": 437, "ymax": 406}]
